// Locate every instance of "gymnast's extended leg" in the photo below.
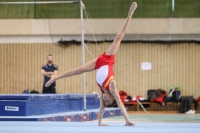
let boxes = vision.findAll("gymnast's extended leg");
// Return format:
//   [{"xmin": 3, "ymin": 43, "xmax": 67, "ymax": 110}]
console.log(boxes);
[{"xmin": 106, "ymin": 2, "xmax": 137, "ymax": 56}]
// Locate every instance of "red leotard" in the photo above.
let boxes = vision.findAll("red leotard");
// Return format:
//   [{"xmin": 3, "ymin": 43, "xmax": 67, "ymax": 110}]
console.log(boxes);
[{"xmin": 95, "ymin": 52, "xmax": 115, "ymax": 93}]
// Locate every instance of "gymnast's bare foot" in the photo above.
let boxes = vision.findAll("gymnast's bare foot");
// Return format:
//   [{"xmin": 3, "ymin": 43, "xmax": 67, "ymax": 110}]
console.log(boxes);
[
  {"xmin": 129, "ymin": 2, "xmax": 137, "ymax": 14},
  {"xmin": 45, "ymin": 75, "xmax": 56, "ymax": 87},
  {"xmin": 125, "ymin": 121, "xmax": 135, "ymax": 126}
]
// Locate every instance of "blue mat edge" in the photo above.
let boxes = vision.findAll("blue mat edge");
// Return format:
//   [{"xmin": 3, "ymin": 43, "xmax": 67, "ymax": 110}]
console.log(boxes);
[{"xmin": 0, "ymin": 108, "xmax": 122, "ymax": 122}]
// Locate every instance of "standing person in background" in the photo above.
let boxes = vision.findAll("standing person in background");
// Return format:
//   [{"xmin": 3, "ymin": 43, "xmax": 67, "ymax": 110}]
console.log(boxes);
[{"xmin": 41, "ymin": 54, "xmax": 58, "ymax": 94}]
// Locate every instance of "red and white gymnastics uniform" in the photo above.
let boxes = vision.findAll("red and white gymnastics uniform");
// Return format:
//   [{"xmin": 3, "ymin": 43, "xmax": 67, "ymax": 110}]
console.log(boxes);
[{"xmin": 95, "ymin": 52, "xmax": 115, "ymax": 93}]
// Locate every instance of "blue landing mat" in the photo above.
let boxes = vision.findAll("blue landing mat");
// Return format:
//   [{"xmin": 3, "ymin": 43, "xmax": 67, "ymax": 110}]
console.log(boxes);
[{"xmin": 0, "ymin": 94, "xmax": 100, "ymax": 116}]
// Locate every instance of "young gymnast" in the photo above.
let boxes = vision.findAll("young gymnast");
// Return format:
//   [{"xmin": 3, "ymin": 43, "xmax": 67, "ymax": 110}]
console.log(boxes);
[{"xmin": 45, "ymin": 2, "xmax": 137, "ymax": 126}]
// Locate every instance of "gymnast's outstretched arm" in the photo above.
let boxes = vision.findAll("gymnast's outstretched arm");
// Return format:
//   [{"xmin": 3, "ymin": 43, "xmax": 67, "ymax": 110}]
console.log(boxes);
[
  {"xmin": 45, "ymin": 59, "xmax": 96, "ymax": 87},
  {"xmin": 106, "ymin": 2, "xmax": 137, "ymax": 55},
  {"xmin": 110, "ymin": 80, "xmax": 134, "ymax": 126},
  {"xmin": 98, "ymin": 93, "xmax": 109, "ymax": 126}
]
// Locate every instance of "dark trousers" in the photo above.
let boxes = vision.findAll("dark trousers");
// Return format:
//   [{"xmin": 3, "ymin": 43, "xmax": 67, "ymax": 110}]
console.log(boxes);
[
  {"xmin": 179, "ymin": 98, "xmax": 198, "ymax": 110},
  {"xmin": 42, "ymin": 84, "xmax": 56, "ymax": 94}
]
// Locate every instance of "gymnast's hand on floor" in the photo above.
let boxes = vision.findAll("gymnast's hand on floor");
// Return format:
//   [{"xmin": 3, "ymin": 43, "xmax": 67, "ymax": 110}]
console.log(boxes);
[
  {"xmin": 45, "ymin": 75, "xmax": 56, "ymax": 87},
  {"xmin": 125, "ymin": 121, "xmax": 135, "ymax": 126},
  {"xmin": 99, "ymin": 124, "xmax": 109, "ymax": 126}
]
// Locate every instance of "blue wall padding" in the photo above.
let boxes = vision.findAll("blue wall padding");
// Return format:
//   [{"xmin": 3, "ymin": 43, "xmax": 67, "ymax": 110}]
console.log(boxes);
[{"xmin": 0, "ymin": 94, "xmax": 100, "ymax": 116}]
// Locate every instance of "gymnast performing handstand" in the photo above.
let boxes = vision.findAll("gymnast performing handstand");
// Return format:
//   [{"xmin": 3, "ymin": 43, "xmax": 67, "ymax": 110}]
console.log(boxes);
[{"xmin": 45, "ymin": 2, "xmax": 137, "ymax": 126}]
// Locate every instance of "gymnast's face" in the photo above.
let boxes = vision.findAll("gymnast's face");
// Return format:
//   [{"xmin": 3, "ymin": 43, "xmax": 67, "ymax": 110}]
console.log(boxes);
[
  {"xmin": 103, "ymin": 93, "xmax": 115, "ymax": 106},
  {"xmin": 47, "ymin": 56, "xmax": 53, "ymax": 64}
]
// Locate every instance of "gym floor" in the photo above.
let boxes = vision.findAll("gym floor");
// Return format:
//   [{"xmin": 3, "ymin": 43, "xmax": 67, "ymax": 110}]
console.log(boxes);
[{"xmin": 0, "ymin": 112, "xmax": 200, "ymax": 133}]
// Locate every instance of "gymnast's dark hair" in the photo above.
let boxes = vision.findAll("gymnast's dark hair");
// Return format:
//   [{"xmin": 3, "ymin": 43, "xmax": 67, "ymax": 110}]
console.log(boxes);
[{"xmin": 106, "ymin": 100, "xmax": 118, "ymax": 108}]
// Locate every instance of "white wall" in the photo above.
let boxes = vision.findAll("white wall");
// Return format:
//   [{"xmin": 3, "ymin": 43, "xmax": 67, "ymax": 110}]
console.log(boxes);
[{"xmin": 0, "ymin": 19, "xmax": 200, "ymax": 35}]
